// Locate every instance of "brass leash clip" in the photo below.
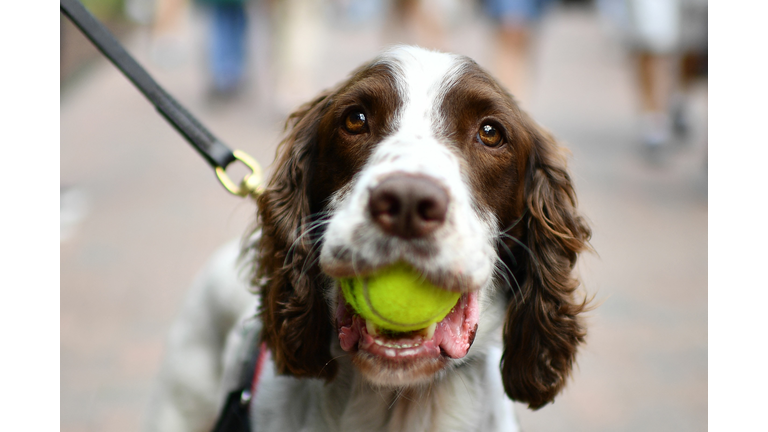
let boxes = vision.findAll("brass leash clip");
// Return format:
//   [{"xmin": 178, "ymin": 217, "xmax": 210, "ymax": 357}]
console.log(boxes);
[{"xmin": 215, "ymin": 150, "xmax": 264, "ymax": 197}]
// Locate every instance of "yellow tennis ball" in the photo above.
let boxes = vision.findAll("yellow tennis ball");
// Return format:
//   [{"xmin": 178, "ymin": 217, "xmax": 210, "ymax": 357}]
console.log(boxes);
[{"xmin": 339, "ymin": 263, "xmax": 461, "ymax": 333}]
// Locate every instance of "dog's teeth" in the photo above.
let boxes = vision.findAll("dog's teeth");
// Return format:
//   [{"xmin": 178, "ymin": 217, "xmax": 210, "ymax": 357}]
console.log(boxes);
[
  {"xmin": 372, "ymin": 338, "xmax": 420, "ymax": 349},
  {"xmin": 366, "ymin": 320, "xmax": 378, "ymax": 336},
  {"xmin": 424, "ymin": 323, "xmax": 437, "ymax": 340}
]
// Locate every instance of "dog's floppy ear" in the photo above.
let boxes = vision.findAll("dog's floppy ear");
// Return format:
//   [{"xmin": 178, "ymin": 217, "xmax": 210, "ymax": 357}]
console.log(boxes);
[
  {"xmin": 500, "ymin": 119, "xmax": 591, "ymax": 409},
  {"xmin": 252, "ymin": 90, "xmax": 337, "ymax": 380}
]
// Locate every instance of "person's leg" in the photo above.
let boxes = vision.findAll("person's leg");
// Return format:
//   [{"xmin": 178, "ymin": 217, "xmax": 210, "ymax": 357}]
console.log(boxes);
[
  {"xmin": 495, "ymin": 23, "xmax": 530, "ymax": 102},
  {"xmin": 210, "ymin": 3, "xmax": 248, "ymax": 94},
  {"xmin": 629, "ymin": 0, "xmax": 681, "ymax": 147},
  {"xmin": 488, "ymin": 0, "xmax": 549, "ymax": 104},
  {"xmin": 637, "ymin": 51, "xmax": 676, "ymax": 146}
]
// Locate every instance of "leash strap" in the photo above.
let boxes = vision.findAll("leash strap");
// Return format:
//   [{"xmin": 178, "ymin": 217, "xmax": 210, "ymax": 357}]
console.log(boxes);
[
  {"xmin": 211, "ymin": 341, "xmax": 269, "ymax": 432},
  {"xmin": 60, "ymin": 0, "xmax": 263, "ymax": 197}
]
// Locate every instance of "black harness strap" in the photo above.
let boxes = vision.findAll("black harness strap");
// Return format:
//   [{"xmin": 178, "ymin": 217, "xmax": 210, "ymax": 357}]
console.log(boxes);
[
  {"xmin": 211, "ymin": 334, "xmax": 266, "ymax": 432},
  {"xmin": 211, "ymin": 348, "xmax": 259, "ymax": 432}
]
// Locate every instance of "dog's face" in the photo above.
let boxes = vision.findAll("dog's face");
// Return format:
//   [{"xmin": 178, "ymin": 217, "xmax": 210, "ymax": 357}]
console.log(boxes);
[{"xmin": 254, "ymin": 46, "xmax": 590, "ymax": 409}]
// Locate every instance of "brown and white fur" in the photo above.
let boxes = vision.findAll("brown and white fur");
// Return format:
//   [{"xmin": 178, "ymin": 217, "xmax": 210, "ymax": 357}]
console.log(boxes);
[{"xmin": 145, "ymin": 45, "xmax": 591, "ymax": 432}]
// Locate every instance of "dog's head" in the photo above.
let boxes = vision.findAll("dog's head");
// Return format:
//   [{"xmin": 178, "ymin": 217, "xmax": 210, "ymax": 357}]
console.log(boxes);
[{"xmin": 252, "ymin": 46, "xmax": 590, "ymax": 409}]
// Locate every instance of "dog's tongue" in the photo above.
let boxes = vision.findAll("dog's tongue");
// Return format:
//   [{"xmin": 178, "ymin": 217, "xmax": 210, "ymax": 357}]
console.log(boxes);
[
  {"xmin": 434, "ymin": 293, "xmax": 479, "ymax": 358},
  {"xmin": 338, "ymin": 291, "xmax": 479, "ymax": 359}
]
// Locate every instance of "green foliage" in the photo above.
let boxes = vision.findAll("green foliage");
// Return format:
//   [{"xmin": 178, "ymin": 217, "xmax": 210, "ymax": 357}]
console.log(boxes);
[{"xmin": 80, "ymin": 0, "xmax": 127, "ymax": 21}]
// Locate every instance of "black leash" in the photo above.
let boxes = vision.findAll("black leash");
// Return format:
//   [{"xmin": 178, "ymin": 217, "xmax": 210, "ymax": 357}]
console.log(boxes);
[{"xmin": 60, "ymin": 0, "xmax": 262, "ymax": 197}]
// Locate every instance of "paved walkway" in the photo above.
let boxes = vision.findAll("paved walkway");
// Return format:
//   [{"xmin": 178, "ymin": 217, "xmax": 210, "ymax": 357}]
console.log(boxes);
[{"xmin": 61, "ymin": 4, "xmax": 707, "ymax": 431}]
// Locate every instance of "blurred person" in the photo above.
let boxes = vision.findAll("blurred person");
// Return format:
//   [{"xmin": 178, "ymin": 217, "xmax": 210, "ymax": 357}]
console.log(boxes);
[
  {"xmin": 197, "ymin": 0, "xmax": 251, "ymax": 97},
  {"xmin": 627, "ymin": 0, "xmax": 681, "ymax": 149},
  {"xmin": 125, "ymin": 0, "xmax": 157, "ymax": 25},
  {"xmin": 672, "ymin": 0, "xmax": 707, "ymax": 138},
  {"xmin": 598, "ymin": 0, "xmax": 707, "ymax": 151},
  {"xmin": 271, "ymin": 0, "xmax": 326, "ymax": 112},
  {"xmin": 383, "ymin": 0, "xmax": 460, "ymax": 51},
  {"xmin": 149, "ymin": 0, "xmax": 191, "ymax": 68},
  {"xmin": 148, "ymin": 0, "xmax": 252, "ymax": 96},
  {"xmin": 271, "ymin": 0, "xmax": 462, "ymax": 113},
  {"xmin": 483, "ymin": 0, "xmax": 555, "ymax": 104}
]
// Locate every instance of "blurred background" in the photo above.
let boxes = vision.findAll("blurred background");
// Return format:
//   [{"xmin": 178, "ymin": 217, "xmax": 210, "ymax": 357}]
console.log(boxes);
[{"xmin": 60, "ymin": 0, "xmax": 707, "ymax": 430}]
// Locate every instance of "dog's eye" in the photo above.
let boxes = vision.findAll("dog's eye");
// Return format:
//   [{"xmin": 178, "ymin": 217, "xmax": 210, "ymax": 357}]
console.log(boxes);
[
  {"xmin": 344, "ymin": 111, "xmax": 368, "ymax": 134},
  {"xmin": 477, "ymin": 124, "xmax": 503, "ymax": 147}
]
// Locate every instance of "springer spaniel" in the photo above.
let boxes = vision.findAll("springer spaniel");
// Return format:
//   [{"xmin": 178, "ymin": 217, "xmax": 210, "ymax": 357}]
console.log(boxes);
[{"xmin": 146, "ymin": 45, "xmax": 591, "ymax": 432}]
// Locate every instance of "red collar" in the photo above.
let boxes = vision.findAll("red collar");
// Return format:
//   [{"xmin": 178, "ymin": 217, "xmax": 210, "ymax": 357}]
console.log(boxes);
[{"xmin": 251, "ymin": 342, "xmax": 270, "ymax": 399}]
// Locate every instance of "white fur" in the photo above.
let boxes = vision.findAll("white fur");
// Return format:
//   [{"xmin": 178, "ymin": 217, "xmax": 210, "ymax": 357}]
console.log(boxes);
[
  {"xmin": 145, "ymin": 241, "xmax": 519, "ymax": 432},
  {"xmin": 144, "ymin": 240, "xmax": 257, "ymax": 432},
  {"xmin": 320, "ymin": 47, "xmax": 497, "ymax": 293},
  {"xmin": 145, "ymin": 47, "xmax": 520, "ymax": 432}
]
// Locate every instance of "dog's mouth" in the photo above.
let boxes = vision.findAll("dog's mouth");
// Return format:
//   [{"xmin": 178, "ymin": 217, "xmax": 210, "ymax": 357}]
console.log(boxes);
[{"xmin": 336, "ymin": 289, "xmax": 479, "ymax": 362}]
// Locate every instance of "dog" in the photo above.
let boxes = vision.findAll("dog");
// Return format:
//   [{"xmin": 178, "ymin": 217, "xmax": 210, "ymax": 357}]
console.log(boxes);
[{"xmin": 145, "ymin": 45, "xmax": 591, "ymax": 432}]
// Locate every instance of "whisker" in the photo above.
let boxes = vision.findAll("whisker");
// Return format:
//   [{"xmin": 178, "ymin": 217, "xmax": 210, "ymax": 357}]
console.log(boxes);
[
  {"xmin": 389, "ymin": 387, "xmax": 415, "ymax": 409},
  {"xmin": 493, "ymin": 259, "xmax": 514, "ymax": 294},
  {"xmin": 495, "ymin": 257, "xmax": 524, "ymax": 306},
  {"xmin": 388, "ymin": 389, "xmax": 401, "ymax": 409},
  {"xmin": 284, "ymin": 217, "xmax": 330, "ymax": 267},
  {"xmin": 296, "ymin": 226, "xmax": 331, "ymax": 282},
  {"xmin": 454, "ymin": 365, "xmax": 474, "ymax": 404},
  {"xmin": 499, "ymin": 210, "xmax": 527, "ymax": 236},
  {"xmin": 498, "ymin": 232, "xmax": 539, "ymax": 268},
  {"xmin": 297, "ymin": 211, "xmax": 331, "ymax": 234},
  {"xmin": 300, "ymin": 210, "xmax": 332, "ymax": 223},
  {"xmin": 494, "ymin": 239, "xmax": 525, "ymax": 305},
  {"xmin": 349, "ymin": 245, "xmax": 361, "ymax": 278},
  {"xmin": 496, "ymin": 209, "xmax": 535, "ymax": 268},
  {"xmin": 423, "ymin": 381, "xmax": 434, "ymax": 409},
  {"xmin": 508, "ymin": 272, "xmax": 524, "ymax": 306},
  {"xmin": 298, "ymin": 248, "xmax": 323, "ymax": 281},
  {"xmin": 372, "ymin": 384, "xmax": 388, "ymax": 404},
  {"xmin": 496, "ymin": 237, "xmax": 518, "ymax": 268},
  {"xmin": 320, "ymin": 352, "xmax": 349, "ymax": 377},
  {"xmin": 400, "ymin": 389, "xmax": 415, "ymax": 404}
]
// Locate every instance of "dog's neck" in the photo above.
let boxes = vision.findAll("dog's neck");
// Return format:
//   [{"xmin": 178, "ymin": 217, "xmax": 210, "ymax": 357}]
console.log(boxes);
[{"xmin": 251, "ymin": 346, "xmax": 519, "ymax": 432}]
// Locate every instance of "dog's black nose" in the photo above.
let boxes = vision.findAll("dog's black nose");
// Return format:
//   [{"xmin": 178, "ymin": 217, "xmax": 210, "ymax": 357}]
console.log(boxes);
[{"xmin": 368, "ymin": 175, "xmax": 448, "ymax": 239}]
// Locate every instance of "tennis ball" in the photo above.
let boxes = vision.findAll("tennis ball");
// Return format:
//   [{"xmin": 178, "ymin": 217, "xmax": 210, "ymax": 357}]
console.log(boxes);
[{"xmin": 339, "ymin": 263, "xmax": 461, "ymax": 333}]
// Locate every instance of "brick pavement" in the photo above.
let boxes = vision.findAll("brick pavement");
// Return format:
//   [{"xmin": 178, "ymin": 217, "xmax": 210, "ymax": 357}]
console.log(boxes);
[{"xmin": 61, "ymin": 4, "xmax": 707, "ymax": 431}]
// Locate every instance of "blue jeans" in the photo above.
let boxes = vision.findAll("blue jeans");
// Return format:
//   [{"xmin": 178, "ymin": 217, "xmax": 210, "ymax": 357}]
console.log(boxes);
[
  {"xmin": 209, "ymin": 3, "xmax": 247, "ymax": 92},
  {"xmin": 485, "ymin": 0, "xmax": 554, "ymax": 24}
]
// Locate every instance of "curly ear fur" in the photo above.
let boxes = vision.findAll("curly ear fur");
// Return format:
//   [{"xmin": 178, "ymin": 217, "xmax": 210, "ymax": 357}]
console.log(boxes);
[
  {"xmin": 500, "ymin": 122, "xmax": 592, "ymax": 409},
  {"xmin": 251, "ymin": 91, "xmax": 337, "ymax": 380},
  {"xmin": 250, "ymin": 65, "xmax": 589, "ymax": 399}
]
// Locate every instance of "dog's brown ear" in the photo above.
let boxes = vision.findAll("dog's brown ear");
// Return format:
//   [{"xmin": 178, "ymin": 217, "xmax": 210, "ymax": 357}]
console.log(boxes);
[
  {"xmin": 500, "ymin": 120, "xmax": 591, "ymax": 409},
  {"xmin": 251, "ymin": 91, "xmax": 337, "ymax": 380}
]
